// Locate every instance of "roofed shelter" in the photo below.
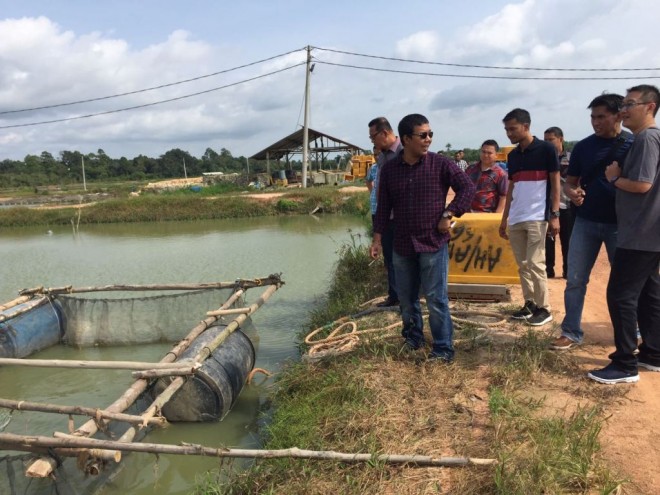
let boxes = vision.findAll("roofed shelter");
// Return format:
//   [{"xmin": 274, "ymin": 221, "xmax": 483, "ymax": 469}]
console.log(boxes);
[{"xmin": 250, "ymin": 127, "xmax": 366, "ymax": 179}]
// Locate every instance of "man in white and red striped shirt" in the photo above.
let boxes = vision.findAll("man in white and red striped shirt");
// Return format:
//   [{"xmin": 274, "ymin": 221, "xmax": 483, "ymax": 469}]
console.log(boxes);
[{"xmin": 499, "ymin": 108, "xmax": 560, "ymax": 327}]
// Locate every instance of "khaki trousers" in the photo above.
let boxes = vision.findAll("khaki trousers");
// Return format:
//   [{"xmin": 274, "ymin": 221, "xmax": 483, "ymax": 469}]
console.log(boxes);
[{"xmin": 508, "ymin": 220, "xmax": 550, "ymax": 310}]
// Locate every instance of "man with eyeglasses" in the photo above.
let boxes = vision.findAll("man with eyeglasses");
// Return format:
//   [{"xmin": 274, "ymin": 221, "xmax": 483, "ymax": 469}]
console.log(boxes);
[
  {"xmin": 550, "ymin": 94, "xmax": 633, "ymax": 352},
  {"xmin": 370, "ymin": 114, "xmax": 475, "ymax": 363},
  {"xmin": 588, "ymin": 84, "xmax": 660, "ymax": 384},
  {"xmin": 367, "ymin": 117, "xmax": 403, "ymax": 307},
  {"xmin": 499, "ymin": 108, "xmax": 560, "ymax": 327}
]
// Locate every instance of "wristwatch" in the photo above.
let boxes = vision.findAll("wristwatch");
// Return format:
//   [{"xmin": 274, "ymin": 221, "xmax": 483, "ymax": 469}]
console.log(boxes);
[
  {"xmin": 609, "ymin": 176, "xmax": 620, "ymax": 184},
  {"xmin": 550, "ymin": 210, "xmax": 561, "ymax": 218},
  {"xmin": 442, "ymin": 211, "xmax": 453, "ymax": 219}
]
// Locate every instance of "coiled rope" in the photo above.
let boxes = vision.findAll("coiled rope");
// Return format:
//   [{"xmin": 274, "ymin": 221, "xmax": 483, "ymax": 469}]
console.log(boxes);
[{"xmin": 303, "ymin": 298, "xmax": 509, "ymax": 360}]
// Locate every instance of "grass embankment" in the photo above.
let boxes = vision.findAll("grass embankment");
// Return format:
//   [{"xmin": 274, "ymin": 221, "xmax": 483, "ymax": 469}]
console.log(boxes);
[
  {"xmin": 0, "ymin": 186, "xmax": 369, "ymax": 227},
  {"xmin": 195, "ymin": 236, "xmax": 628, "ymax": 494}
]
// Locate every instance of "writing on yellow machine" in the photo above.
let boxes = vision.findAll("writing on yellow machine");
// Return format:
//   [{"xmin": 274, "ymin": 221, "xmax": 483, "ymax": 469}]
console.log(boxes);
[{"xmin": 448, "ymin": 212, "xmax": 519, "ymax": 285}]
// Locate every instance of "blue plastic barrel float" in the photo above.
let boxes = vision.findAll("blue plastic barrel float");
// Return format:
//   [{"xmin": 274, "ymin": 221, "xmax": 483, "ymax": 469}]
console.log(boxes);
[
  {"xmin": 151, "ymin": 322, "xmax": 255, "ymax": 422},
  {"xmin": 0, "ymin": 297, "xmax": 64, "ymax": 359}
]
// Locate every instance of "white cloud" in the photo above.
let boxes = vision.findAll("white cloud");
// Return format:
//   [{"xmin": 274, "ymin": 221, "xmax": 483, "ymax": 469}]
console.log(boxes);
[
  {"xmin": 1, "ymin": 0, "xmax": 660, "ymax": 161},
  {"xmin": 395, "ymin": 31, "xmax": 442, "ymax": 61}
]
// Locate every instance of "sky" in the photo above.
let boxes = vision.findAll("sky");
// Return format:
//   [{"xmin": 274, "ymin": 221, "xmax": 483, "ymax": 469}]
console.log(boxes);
[{"xmin": 1, "ymin": 0, "xmax": 659, "ymax": 162}]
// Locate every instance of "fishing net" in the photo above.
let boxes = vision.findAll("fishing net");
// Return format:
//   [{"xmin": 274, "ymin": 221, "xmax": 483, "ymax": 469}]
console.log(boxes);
[{"xmin": 55, "ymin": 288, "xmax": 237, "ymax": 346}]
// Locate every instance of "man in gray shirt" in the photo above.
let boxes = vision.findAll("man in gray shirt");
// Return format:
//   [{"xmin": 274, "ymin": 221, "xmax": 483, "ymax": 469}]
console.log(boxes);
[
  {"xmin": 587, "ymin": 84, "xmax": 660, "ymax": 384},
  {"xmin": 368, "ymin": 117, "xmax": 403, "ymax": 307}
]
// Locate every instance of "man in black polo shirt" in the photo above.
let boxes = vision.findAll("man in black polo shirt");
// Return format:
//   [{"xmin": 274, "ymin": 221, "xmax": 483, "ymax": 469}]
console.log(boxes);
[{"xmin": 499, "ymin": 108, "xmax": 560, "ymax": 326}]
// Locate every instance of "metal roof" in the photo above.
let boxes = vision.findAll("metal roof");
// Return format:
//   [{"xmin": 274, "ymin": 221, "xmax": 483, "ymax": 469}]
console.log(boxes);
[{"xmin": 250, "ymin": 127, "xmax": 364, "ymax": 161}]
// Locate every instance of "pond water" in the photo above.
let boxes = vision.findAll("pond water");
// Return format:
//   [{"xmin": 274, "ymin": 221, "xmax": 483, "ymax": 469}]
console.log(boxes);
[{"xmin": 0, "ymin": 214, "xmax": 367, "ymax": 494}]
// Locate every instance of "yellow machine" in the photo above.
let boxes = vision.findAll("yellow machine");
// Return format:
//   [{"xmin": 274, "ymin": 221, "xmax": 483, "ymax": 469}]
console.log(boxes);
[
  {"xmin": 495, "ymin": 145, "xmax": 516, "ymax": 163},
  {"xmin": 350, "ymin": 154, "xmax": 376, "ymax": 179},
  {"xmin": 448, "ymin": 212, "xmax": 519, "ymax": 285}
]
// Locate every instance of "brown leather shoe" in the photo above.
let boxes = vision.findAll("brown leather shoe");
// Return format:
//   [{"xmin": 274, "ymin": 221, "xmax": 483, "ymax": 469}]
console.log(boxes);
[{"xmin": 550, "ymin": 336, "xmax": 577, "ymax": 350}]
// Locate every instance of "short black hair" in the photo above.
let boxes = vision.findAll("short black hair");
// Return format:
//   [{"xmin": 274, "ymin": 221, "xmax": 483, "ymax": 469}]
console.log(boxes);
[
  {"xmin": 397, "ymin": 114, "xmax": 429, "ymax": 141},
  {"xmin": 588, "ymin": 93, "xmax": 623, "ymax": 114},
  {"xmin": 368, "ymin": 117, "xmax": 393, "ymax": 133},
  {"xmin": 627, "ymin": 84, "xmax": 660, "ymax": 116},
  {"xmin": 481, "ymin": 139, "xmax": 499, "ymax": 151},
  {"xmin": 544, "ymin": 126, "xmax": 564, "ymax": 138},
  {"xmin": 503, "ymin": 108, "xmax": 531, "ymax": 125}
]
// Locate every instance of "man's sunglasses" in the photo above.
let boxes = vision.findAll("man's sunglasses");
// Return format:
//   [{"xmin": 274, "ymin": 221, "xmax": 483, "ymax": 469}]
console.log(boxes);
[{"xmin": 411, "ymin": 131, "xmax": 434, "ymax": 139}]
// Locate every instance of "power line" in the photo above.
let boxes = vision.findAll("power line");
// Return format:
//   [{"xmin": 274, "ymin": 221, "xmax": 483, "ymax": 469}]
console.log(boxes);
[
  {"xmin": 0, "ymin": 48, "xmax": 305, "ymax": 116},
  {"xmin": 313, "ymin": 46, "xmax": 660, "ymax": 72},
  {"xmin": 0, "ymin": 63, "xmax": 306, "ymax": 130},
  {"xmin": 314, "ymin": 59, "xmax": 660, "ymax": 81}
]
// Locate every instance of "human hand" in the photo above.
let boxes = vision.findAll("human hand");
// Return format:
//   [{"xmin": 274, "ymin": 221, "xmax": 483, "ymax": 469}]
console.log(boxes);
[
  {"xmin": 370, "ymin": 242, "xmax": 382, "ymax": 259},
  {"xmin": 498, "ymin": 221, "xmax": 508, "ymax": 240},
  {"xmin": 605, "ymin": 161, "xmax": 622, "ymax": 182},
  {"xmin": 437, "ymin": 218, "xmax": 455, "ymax": 234},
  {"xmin": 569, "ymin": 186, "xmax": 585, "ymax": 206}
]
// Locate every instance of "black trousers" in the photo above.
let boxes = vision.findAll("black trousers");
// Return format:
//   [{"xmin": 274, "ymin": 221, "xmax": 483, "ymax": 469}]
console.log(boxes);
[
  {"xmin": 607, "ymin": 248, "xmax": 660, "ymax": 372},
  {"xmin": 545, "ymin": 207, "xmax": 575, "ymax": 277}
]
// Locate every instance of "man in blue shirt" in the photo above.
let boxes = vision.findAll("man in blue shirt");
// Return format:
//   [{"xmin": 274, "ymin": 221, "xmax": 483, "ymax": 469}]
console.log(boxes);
[{"xmin": 550, "ymin": 94, "xmax": 633, "ymax": 351}]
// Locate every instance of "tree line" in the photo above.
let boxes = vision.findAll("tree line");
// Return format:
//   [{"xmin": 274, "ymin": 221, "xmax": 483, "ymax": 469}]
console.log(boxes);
[{"xmin": 0, "ymin": 147, "xmax": 299, "ymax": 189}]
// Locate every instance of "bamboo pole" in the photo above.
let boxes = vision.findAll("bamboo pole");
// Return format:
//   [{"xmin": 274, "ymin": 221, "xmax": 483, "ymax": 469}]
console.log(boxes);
[
  {"xmin": 18, "ymin": 276, "xmax": 282, "ymax": 297},
  {"xmin": 0, "ymin": 296, "xmax": 49, "ymax": 322},
  {"xmin": 206, "ymin": 307, "xmax": 251, "ymax": 316},
  {"xmin": 52, "ymin": 433, "xmax": 122, "ymax": 461},
  {"xmin": 26, "ymin": 286, "xmax": 251, "ymax": 477},
  {"xmin": 131, "ymin": 368, "xmax": 195, "ymax": 379},
  {"xmin": 0, "ymin": 398, "xmax": 167, "ymax": 427},
  {"xmin": 0, "ymin": 433, "xmax": 497, "ymax": 467},
  {"xmin": 0, "ymin": 357, "xmax": 199, "ymax": 372},
  {"xmin": 0, "ymin": 294, "xmax": 31, "ymax": 311}
]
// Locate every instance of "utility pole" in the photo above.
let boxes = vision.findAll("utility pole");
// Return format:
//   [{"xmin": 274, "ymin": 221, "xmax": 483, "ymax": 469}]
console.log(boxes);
[
  {"xmin": 183, "ymin": 158, "xmax": 188, "ymax": 179},
  {"xmin": 301, "ymin": 45, "xmax": 312, "ymax": 188},
  {"xmin": 245, "ymin": 157, "xmax": 249, "ymax": 179},
  {"xmin": 81, "ymin": 155, "xmax": 87, "ymax": 191}
]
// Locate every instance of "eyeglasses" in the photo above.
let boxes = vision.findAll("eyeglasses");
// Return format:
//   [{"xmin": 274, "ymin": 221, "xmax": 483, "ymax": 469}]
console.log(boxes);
[
  {"xmin": 411, "ymin": 131, "xmax": 434, "ymax": 139},
  {"xmin": 369, "ymin": 130, "xmax": 383, "ymax": 141},
  {"xmin": 620, "ymin": 101, "xmax": 649, "ymax": 110}
]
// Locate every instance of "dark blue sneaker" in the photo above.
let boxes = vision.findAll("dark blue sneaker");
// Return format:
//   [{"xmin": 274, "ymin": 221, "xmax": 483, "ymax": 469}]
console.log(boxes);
[
  {"xmin": 511, "ymin": 300, "xmax": 537, "ymax": 320},
  {"xmin": 638, "ymin": 360, "xmax": 660, "ymax": 372},
  {"xmin": 399, "ymin": 339, "xmax": 421, "ymax": 354},
  {"xmin": 587, "ymin": 363, "xmax": 639, "ymax": 384},
  {"xmin": 426, "ymin": 352, "xmax": 453, "ymax": 364}
]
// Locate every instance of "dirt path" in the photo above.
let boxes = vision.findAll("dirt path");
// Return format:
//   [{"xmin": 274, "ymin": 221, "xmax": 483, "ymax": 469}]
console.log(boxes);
[{"xmin": 542, "ymin": 243, "xmax": 660, "ymax": 494}]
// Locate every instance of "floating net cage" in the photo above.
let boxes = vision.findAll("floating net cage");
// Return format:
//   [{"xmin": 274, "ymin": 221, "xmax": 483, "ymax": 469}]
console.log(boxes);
[
  {"xmin": 56, "ymin": 287, "xmax": 237, "ymax": 346},
  {"xmin": 0, "ymin": 278, "xmax": 281, "ymax": 494}
]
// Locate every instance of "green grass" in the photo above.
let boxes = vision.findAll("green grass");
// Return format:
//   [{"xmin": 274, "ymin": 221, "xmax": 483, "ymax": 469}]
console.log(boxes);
[
  {"xmin": 0, "ymin": 186, "xmax": 371, "ymax": 227},
  {"xmin": 192, "ymin": 227, "xmax": 625, "ymax": 495},
  {"xmin": 490, "ymin": 392, "xmax": 622, "ymax": 495}
]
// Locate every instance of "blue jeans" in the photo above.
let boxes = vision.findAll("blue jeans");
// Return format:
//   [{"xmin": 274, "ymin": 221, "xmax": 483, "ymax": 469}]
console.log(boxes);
[
  {"xmin": 560, "ymin": 216, "xmax": 617, "ymax": 343},
  {"xmin": 392, "ymin": 245, "xmax": 454, "ymax": 359}
]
